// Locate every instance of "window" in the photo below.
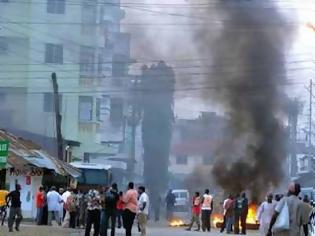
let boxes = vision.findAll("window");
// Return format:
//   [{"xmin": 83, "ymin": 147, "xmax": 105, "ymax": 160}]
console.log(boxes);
[
  {"xmin": 0, "ymin": 37, "xmax": 8, "ymax": 55},
  {"xmin": 97, "ymin": 53, "xmax": 104, "ymax": 74},
  {"xmin": 176, "ymin": 155, "xmax": 188, "ymax": 165},
  {"xmin": 79, "ymin": 96, "xmax": 93, "ymax": 121},
  {"xmin": 45, "ymin": 43, "xmax": 63, "ymax": 64},
  {"xmin": 47, "ymin": 0, "xmax": 65, "ymax": 14},
  {"xmin": 43, "ymin": 93, "xmax": 62, "ymax": 112},
  {"xmin": 110, "ymin": 98, "xmax": 123, "ymax": 126},
  {"xmin": 82, "ymin": 3, "xmax": 96, "ymax": 23},
  {"xmin": 299, "ymin": 157, "xmax": 308, "ymax": 172},
  {"xmin": 96, "ymin": 98, "xmax": 101, "ymax": 121},
  {"xmin": 80, "ymin": 46, "xmax": 95, "ymax": 74}
]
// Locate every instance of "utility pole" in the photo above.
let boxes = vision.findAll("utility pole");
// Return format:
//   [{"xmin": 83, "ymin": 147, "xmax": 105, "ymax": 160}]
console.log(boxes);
[
  {"xmin": 52, "ymin": 72, "xmax": 63, "ymax": 161},
  {"xmin": 127, "ymin": 76, "xmax": 141, "ymax": 179},
  {"xmin": 309, "ymin": 79, "xmax": 313, "ymax": 147}
]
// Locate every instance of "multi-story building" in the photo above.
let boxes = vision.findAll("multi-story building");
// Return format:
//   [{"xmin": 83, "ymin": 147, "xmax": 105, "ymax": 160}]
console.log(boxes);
[
  {"xmin": 0, "ymin": 0, "xmax": 131, "ymax": 176},
  {"xmin": 169, "ymin": 112, "xmax": 226, "ymax": 186}
]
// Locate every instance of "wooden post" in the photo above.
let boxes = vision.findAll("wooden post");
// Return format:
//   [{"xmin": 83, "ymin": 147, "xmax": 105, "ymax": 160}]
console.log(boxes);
[{"xmin": 52, "ymin": 72, "xmax": 63, "ymax": 161}]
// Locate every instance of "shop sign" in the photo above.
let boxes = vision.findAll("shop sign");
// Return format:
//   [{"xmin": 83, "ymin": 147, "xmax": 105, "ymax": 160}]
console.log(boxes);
[
  {"xmin": 10, "ymin": 168, "xmax": 43, "ymax": 176},
  {"xmin": 0, "ymin": 141, "xmax": 9, "ymax": 169}
]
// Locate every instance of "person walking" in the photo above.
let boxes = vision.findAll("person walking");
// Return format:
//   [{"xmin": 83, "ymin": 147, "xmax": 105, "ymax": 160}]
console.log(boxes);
[
  {"xmin": 186, "ymin": 192, "xmax": 201, "ymax": 231},
  {"xmin": 257, "ymin": 193, "xmax": 276, "ymax": 236},
  {"xmin": 6, "ymin": 184, "xmax": 23, "ymax": 232},
  {"xmin": 35, "ymin": 186, "xmax": 45, "ymax": 225},
  {"xmin": 201, "ymin": 189, "xmax": 213, "ymax": 232},
  {"xmin": 85, "ymin": 189, "xmax": 101, "ymax": 236},
  {"xmin": 123, "ymin": 182, "xmax": 138, "ymax": 236},
  {"xmin": 116, "ymin": 191, "xmax": 124, "ymax": 228},
  {"xmin": 138, "ymin": 186, "xmax": 150, "ymax": 236},
  {"xmin": 234, "ymin": 192, "xmax": 248, "ymax": 234},
  {"xmin": 267, "ymin": 183, "xmax": 311, "ymax": 236},
  {"xmin": 165, "ymin": 189, "xmax": 176, "ymax": 220},
  {"xmin": 102, "ymin": 183, "xmax": 119, "ymax": 236},
  {"xmin": 47, "ymin": 186, "xmax": 63, "ymax": 226}
]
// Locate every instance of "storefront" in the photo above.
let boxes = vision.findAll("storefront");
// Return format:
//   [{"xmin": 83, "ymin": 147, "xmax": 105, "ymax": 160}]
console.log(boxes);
[{"xmin": 0, "ymin": 130, "xmax": 80, "ymax": 218}]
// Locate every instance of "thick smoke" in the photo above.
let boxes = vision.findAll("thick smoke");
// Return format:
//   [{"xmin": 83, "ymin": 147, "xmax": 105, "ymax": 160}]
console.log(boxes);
[{"xmin": 193, "ymin": 1, "xmax": 293, "ymax": 199}]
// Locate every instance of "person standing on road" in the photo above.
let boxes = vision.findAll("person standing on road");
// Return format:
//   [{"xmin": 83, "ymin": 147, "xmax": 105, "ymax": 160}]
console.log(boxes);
[
  {"xmin": 47, "ymin": 186, "xmax": 63, "ymax": 226},
  {"xmin": 201, "ymin": 189, "xmax": 213, "ymax": 232},
  {"xmin": 165, "ymin": 189, "xmax": 176, "ymax": 220},
  {"xmin": 116, "ymin": 191, "xmax": 124, "ymax": 228},
  {"xmin": 102, "ymin": 183, "xmax": 119, "ymax": 236},
  {"xmin": 234, "ymin": 192, "xmax": 248, "ymax": 234},
  {"xmin": 85, "ymin": 189, "xmax": 101, "ymax": 236},
  {"xmin": 61, "ymin": 187, "xmax": 71, "ymax": 226},
  {"xmin": 224, "ymin": 195, "xmax": 235, "ymax": 234},
  {"xmin": 152, "ymin": 194, "xmax": 162, "ymax": 222},
  {"xmin": 0, "ymin": 188, "xmax": 9, "ymax": 223},
  {"xmin": 123, "ymin": 182, "xmax": 138, "ymax": 236},
  {"xmin": 65, "ymin": 189, "xmax": 78, "ymax": 229},
  {"xmin": 186, "ymin": 191, "xmax": 201, "ymax": 231},
  {"xmin": 138, "ymin": 186, "xmax": 150, "ymax": 236},
  {"xmin": 301, "ymin": 195, "xmax": 312, "ymax": 236},
  {"xmin": 267, "ymin": 183, "xmax": 310, "ymax": 236},
  {"xmin": 220, "ymin": 195, "xmax": 232, "ymax": 233},
  {"xmin": 257, "ymin": 193, "xmax": 276, "ymax": 236},
  {"xmin": 6, "ymin": 184, "xmax": 23, "ymax": 232},
  {"xmin": 35, "ymin": 186, "xmax": 45, "ymax": 225}
]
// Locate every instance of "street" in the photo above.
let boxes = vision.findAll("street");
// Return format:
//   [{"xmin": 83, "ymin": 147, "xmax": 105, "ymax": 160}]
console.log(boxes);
[{"xmin": 0, "ymin": 224, "xmax": 260, "ymax": 236}]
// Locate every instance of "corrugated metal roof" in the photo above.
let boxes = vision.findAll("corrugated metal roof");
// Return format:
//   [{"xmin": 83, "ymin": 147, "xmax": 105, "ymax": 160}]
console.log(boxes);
[{"xmin": 0, "ymin": 130, "xmax": 81, "ymax": 177}]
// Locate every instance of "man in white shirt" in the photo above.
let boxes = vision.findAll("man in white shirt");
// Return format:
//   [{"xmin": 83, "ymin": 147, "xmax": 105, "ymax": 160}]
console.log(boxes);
[
  {"xmin": 47, "ymin": 186, "xmax": 63, "ymax": 226},
  {"xmin": 201, "ymin": 189, "xmax": 213, "ymax": 232},
  {"xmin": 138, "ymin": 186, "xmax": 149, "ymax": 236}
]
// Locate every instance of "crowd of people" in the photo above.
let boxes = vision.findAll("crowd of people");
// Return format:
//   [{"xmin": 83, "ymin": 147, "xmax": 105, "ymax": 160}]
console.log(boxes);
[
  {"xmin": 1, "ymin": 182, "xmax": 150, "ymax": 236},
  {"xmin": 184, "ymin": 183, "xmax": 315, "ymax": 236},
  {"xmin": 3, "ymin": 181, "xmax": 315, "ymax": 235},
  {"xmin": 185, "ymin": 189, "xmax": 247, "ymax": 234}
]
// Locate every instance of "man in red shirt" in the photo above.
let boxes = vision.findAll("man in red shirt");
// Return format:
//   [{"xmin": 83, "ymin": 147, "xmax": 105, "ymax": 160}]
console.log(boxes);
[
  {"xmin": 35, "ymin": 186, "xmax": 45, "ymax": 225},
  {"xmin": 186, "ymin": 192, "xmax": 201, "ymax": 231}
]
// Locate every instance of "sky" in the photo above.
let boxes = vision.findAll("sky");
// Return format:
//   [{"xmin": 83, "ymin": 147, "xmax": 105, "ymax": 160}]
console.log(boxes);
[{"xmin": 121, "ymin": 0, "xmax": 315, "ymax": 119}]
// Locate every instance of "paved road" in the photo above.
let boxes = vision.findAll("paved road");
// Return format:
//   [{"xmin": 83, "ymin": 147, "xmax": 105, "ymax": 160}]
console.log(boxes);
[{"xmin": 0, "ymin": 224, "xmax": 260, "ymax": 236}]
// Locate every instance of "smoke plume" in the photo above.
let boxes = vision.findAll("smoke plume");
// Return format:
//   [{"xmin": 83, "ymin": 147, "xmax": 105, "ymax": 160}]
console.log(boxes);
[{"xmin": 193, "ymin": 1, "xmax": 294, "ymax": 199}]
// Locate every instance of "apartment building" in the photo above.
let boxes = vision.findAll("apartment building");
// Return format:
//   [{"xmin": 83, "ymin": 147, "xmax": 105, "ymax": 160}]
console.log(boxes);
[{"xmin": 0, "ymin": 0, "xmax": 131, "ymax": 169}]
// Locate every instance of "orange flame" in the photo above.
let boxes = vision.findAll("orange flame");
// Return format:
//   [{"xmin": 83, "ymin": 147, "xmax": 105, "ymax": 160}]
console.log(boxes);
[
  {"xmin": 247, "ymin": 204, "xmax": 258, "ymax": 224},
  {"xmin": 212, "ymin": 214, "xmax": 223, "ymax": 228},
  {"xmin": 212, "ymin": 204, "xmax": 258, "ymax": 228},
  {"xmin": 169, "ymin": 219, "xmax": 185, "ymax": 227}
]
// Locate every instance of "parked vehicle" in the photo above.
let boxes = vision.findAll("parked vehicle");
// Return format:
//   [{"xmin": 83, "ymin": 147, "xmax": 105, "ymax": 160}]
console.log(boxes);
[{"xmin": 172, "ymin": 189, "xmax": 190, "ymax": 212}]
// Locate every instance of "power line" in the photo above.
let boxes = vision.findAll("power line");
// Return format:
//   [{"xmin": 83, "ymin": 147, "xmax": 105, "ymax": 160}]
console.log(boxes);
[
  {"xmin": 0, "ymin": 74, "xmax": 311, "ymax": 95},
  {"xmin": 0, "ymin": 58, "xmax": 313, "ymax": 74}
]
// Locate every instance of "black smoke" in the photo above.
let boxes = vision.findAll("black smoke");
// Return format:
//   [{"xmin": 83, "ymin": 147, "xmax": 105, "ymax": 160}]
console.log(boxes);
[{"xmin": 193, "ymin": 1, "xmax": 294, "ymax": 199}]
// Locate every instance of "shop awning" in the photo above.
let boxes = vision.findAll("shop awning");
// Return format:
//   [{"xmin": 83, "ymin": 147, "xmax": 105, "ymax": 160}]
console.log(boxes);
[{"xmin": 0, "ymin": 130, "xmax": 81, "ymax": 177}]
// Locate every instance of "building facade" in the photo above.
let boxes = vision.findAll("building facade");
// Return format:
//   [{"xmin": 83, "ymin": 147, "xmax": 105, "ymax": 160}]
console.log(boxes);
[
  {"xmin": 169, "ymin": 112, "xmax": 226, "ymax": 186},
  {"xmin": 0, "ymin": 0, "xmax": 131, "ymax": 174}
]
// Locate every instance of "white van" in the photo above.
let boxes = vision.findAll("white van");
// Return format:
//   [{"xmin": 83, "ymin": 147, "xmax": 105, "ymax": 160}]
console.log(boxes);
[{"xmin": 172, "ymin": 189, "xmax": 190, "ymax": 212}]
